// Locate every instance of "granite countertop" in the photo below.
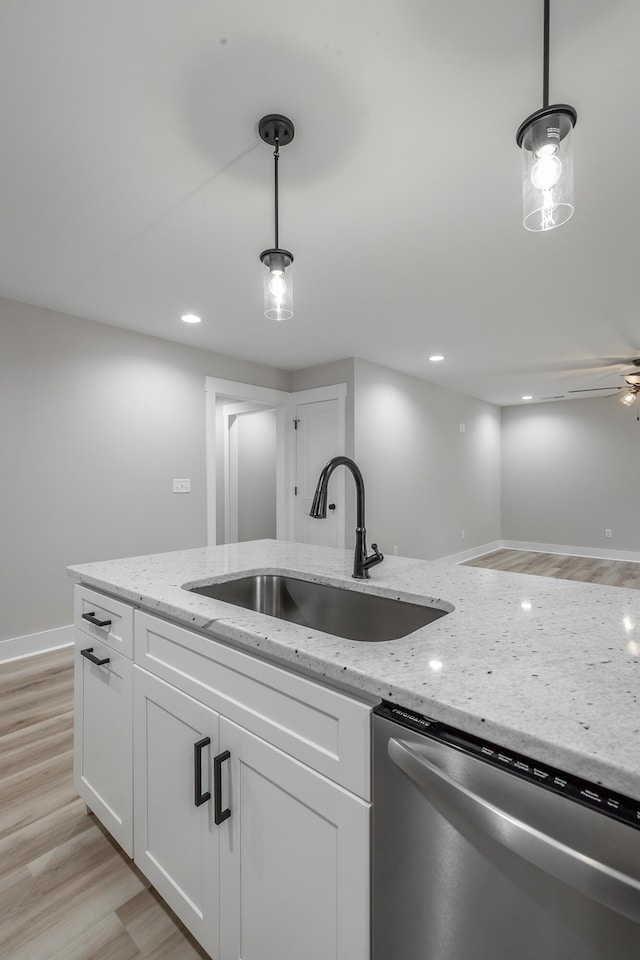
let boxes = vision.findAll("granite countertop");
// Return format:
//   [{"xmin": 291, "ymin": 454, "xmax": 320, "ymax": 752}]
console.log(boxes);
[{"xmin": 68, "ymin": 539, "xmax": 640, "ymax": 800}]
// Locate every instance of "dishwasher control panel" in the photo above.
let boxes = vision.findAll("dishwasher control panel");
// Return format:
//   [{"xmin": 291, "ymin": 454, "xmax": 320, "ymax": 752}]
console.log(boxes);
[{"xmin": 375, "ymin": 700, "xmax": 640, "ymax": 831}]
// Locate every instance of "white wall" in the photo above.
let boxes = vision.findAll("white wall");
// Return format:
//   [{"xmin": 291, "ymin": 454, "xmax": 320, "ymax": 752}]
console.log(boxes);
[
  {"xmin": 502, "ymin": 397, "xmax": 640, "ymax": 553},
  {"xmin": 11, "ymin": 294, "xmax": 636, "ymax": 650},
  {"xmin": 0, "ymin": 298, "xmax": 289, "ymax": 643},
  {"xmin": 353, "ymin": 359, "xmax": 502, "ymax": 560}
]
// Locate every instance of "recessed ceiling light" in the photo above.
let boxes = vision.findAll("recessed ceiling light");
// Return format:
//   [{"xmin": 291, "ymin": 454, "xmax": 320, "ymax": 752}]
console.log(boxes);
[
  {"xmin": 429, "ymin": 355, "xmax": 445, "ymax": 362},
  {"xmin": 181, "ymin": 313, "xmax": 202, "ymax": 324},
  {"xmin": 522, "ymin": 395, "xmax": 533, "ymax": 400}
]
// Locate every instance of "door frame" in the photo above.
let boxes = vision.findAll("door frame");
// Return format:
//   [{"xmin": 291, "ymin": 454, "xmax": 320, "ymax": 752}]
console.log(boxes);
[
  {"xmin": 206, "ymin": 378, "xmax": 348, "ymax": 548},
  {"xmin": 205, "ymin": 378, "xmax": 291, "ymax": 546}
]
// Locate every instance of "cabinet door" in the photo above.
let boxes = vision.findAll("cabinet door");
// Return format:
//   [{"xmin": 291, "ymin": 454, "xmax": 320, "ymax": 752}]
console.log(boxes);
[
  {"xmin": 74, "ymin": 631, "xmax": 133, "ymax": 855},
  {"xmin": 219, "ymin": 717, "xmax": 370, "ymax": 960},
  {"xmin": 133, "ymin": 667, "xmax": 220, "ymax": 958}
]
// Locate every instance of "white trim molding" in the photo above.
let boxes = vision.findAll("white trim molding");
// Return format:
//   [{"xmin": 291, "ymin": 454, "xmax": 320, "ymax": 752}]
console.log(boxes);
[
  {"xmin": 439, "ymin": 539, "xmax": 640, "ymax": 565},
  {"xmin": 0, "ymin": 624, "xmax": 75, "ymax": 664},
  {"xmin": 437, "ymin": 541, "xmax": 504, "ymax": 564}
]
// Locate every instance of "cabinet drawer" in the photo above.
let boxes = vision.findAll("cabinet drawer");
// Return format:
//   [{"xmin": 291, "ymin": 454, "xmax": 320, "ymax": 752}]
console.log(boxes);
[
  {"xmin": 74, "ymin": 630, "xmax": 133, "ymax": 855},
  {"xmin": 135, "ymin": 611, "xmax": 371, "ymax": 800},
  {"xmin": 74, "ymin": 584, "xmax": 134, "ymax": 659}
]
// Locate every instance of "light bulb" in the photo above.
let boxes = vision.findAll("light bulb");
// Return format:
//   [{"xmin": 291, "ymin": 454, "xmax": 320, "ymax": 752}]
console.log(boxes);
[
  {"xmin": 531, "ymin": 154, "xmax": 562, "ymax": 190},
  {"xmin": 621, "ymin": 391, "xmax": 638, "ymax": 407},
  {"xmin": 535, "ymin": 142, "xmax": 558, "ymax": 159},
  {"xmin": 268, "ymin": 273, "xmax": 287, "ymax": 300}
]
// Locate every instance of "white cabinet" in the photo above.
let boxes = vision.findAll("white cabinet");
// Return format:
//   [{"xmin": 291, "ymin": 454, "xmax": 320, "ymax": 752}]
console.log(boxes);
[
  {"xmin": 133, "ymin": 665, "xmax": 370, "ymax": 960},
  {"xmin": 73, "ymin": 584, "xmax": 135, "ymax": 855},
  {"xmin": 219, "ymin": 715, "xmax": 370, "ymax": 960},
  {"xmin": 73, "ymin": 631, "xmax": 133, "ymax": 856},
  {"xmin": 133, "ymin": 668, "xmax": 221, "ymax": 956},
  {"xmin": 74, "ymin": 589, "xmax": 371, "ymax": 960}
]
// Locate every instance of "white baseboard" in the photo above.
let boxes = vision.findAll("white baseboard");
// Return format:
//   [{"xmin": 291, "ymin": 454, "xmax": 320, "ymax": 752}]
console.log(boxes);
[
  {"xmin": 437, "ymin": 540, "xmax": 504, "ymax": 564},
  {"xmin": 438, "ymin": 539, "xmax": 640, "ymax": 566},
  {"xmin": 502, "ymin": 540, "xmax": 640, "ymax": 564},
  {"xmin": 0, "ymin": 624, "xmax": 75, "ymax": 665}
]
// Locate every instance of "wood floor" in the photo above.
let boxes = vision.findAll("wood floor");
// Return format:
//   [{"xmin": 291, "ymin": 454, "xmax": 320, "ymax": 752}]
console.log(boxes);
[
  {"xmin": 464, "ymin": 548, "xmax": 640, "ymax": 590},
  {"xmin": 0, "ymin": 647, "xmax": 210, "ymax": 960}
]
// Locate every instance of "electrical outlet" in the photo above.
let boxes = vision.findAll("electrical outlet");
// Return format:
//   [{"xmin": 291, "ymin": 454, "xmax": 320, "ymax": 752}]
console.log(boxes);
[
  {"xmin": 605, "ymin": 528, "xmax": 612, "ymax": 539},
  {"xmin": 173, "ymin": 479, "xmax": 191, "ymax": 493},
  {"xmin": 459, "ymin": 423, "xmax": 466, "ymax": 433},
  {"xmin": 461, "ymin": 529, "xmax": 465, "ymax": 540},
  {"xmin": 393, "ymin": 545, "xmax": 399, "ymax": 556}
]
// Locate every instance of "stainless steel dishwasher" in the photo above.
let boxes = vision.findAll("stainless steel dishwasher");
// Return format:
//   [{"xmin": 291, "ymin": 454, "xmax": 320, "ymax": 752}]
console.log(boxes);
[{"xmin": 373, "ymin": 701, "xmax": 640, "ymax": 960}]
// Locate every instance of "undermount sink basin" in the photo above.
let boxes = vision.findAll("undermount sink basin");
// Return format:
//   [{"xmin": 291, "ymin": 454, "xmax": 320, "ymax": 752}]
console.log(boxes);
[{"xmin": 187, "ymin": 574, "xmax": 451, "ymax": 642}]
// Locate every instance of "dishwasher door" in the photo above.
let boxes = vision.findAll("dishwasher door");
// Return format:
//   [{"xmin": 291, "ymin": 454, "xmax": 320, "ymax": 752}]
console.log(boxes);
[{"xmin": 373, "ymin": 712, "xmax": 640, "ymax": 960}]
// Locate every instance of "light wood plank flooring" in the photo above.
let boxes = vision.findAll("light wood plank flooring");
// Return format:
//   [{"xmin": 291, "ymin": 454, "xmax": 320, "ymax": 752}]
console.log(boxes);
[
  {"xmin": 0, "ymin": 647, "xmax": 210, "ymax": 960},
  {"xmin": 464, "ymin": 548, "xmax": 640, "ymax": 589}
]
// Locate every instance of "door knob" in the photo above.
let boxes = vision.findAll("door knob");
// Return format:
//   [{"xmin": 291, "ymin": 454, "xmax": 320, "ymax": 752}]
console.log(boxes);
[{"xmin": 328, "ymin": 503, "xmax": 336, "ymax": 510}]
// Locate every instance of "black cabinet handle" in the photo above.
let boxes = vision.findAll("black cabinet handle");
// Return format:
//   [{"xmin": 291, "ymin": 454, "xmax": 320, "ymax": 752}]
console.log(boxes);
[
  {"xmin": 214, "ymin": 750, "xmax": 231, "ymax": 824},
  {"xmin": 194, "ymin": 737, "xmax": 211, "ymax": 807},
  {"xmin": 82, "ymin": 611, "xmax": 112, "ymax": 629},
  {"xmin": 80, "ymin": 647, "xmax": 110, "ymax": 666}
]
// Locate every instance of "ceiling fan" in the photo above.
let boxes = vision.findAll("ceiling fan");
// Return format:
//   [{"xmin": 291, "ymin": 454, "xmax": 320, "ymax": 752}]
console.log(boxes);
[
  {"xmin": 564, "ymin": 359, "xmax": 640, "ymax": 412},
  {"xmin": 567, "ymin": 357, "xmax": 640, "ymax": 406},
  {"xmin": 538, "ymin": 357, "xmax": 640, "ymax": 404}
]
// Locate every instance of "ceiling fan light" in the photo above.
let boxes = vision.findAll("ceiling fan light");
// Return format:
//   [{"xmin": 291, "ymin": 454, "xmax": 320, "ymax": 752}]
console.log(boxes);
[{"xmin": 620, "ymin": 390, "xmax": 638, "ymax": 407}]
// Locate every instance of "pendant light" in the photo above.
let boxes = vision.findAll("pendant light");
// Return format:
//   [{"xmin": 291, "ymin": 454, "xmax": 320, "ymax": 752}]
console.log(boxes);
[
  {"xmin": 516, "ymin": 0, "xmax": 577, "ymax": 231},
  {"xmin": 258, "ymin": 114, "xmax": 295, "ymax": 321}
]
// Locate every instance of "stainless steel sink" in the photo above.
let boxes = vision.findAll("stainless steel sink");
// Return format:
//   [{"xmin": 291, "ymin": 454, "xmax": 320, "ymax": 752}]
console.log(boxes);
[{"xmin": 187, "ymin": 574, "xmax": 451, "ymax": 642}]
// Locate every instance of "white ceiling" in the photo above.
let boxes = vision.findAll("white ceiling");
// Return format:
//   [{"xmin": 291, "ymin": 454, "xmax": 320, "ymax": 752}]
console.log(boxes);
[{"xmin": 1, "ymin": 0, "xmax": 639, "ymax": 406}]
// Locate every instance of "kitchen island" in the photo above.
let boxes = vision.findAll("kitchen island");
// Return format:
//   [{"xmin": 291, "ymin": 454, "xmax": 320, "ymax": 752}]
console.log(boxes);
[{"xmin": 68, "ymin": 538, "xmax": 640, "ymax": 800}]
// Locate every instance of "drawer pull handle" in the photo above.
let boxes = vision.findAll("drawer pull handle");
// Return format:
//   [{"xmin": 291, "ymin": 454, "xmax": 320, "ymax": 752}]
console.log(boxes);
[
  {"xmin": 82, "ymin": 611, "xmax": 112, "ymax": 629},
  {"xmin": 80, "ymin": 647, "xmax": 110, "ymax": 667},
  {"xmin": 194, "ymin": 737, "xmax": 211, "ymax": 807},
  {"xmin": 214, "ymin": 750, "xmax": 231, "ymax": 825}
]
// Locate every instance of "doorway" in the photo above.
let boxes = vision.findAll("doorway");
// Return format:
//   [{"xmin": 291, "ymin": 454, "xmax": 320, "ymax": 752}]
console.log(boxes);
[
  {"xmin": 226, "ymin": 403, "xmax": 278, "ymax": 543},
  {"xmin": 205, "ymin": 378, "xmax": 347, "ymax": 548}
]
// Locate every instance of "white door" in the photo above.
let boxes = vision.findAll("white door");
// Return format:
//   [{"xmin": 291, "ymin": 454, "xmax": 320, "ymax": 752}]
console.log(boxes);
[
  {"xmin": 219, "ymin": 717, "xmax": 370, "ymax": 960},
  {"xmin": 293, "ymin": 398, "xmax": 345, "ymax": 547},
  {"xmin": 133, "ymin": 668, "xmax": 221, "ymax": 958}
]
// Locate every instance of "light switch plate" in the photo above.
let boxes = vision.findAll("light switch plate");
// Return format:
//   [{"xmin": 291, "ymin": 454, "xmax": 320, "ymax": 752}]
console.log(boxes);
[{"xmin": 173, "ymin": 479, "xmax": 191, "ymax": 493}]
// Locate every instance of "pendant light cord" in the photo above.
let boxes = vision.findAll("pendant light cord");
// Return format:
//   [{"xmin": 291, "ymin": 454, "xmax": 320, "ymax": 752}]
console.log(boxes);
[
  {"xmin": 543, "ymin": 0, "xmax": 550, "ymax": 108},
  {"xmin": 273, "ymin": 139, "xmax": 280, "ymax": 249}
]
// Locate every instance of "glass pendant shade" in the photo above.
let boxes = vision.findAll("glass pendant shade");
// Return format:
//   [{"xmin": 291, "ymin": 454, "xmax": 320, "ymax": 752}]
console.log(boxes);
[
  {"xmin": 260, "ymin": 248, "xmax": 293, "ymax": 322},
  {"xmin": 517, "ymin": 107, "xmax": 576, "ymax": 232}
]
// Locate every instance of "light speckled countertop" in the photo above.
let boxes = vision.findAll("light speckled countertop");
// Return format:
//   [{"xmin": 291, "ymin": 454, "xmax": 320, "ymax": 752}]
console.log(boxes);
[{"xmin": 68, "ymin": 540, "xmax": 640, "ymax": 800}]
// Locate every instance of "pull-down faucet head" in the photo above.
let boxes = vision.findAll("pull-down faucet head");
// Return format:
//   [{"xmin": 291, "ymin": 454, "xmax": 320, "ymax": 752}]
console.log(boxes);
[{"xmin": 310, "ymin": 456, "xmax": 384, "ymax": 579}]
